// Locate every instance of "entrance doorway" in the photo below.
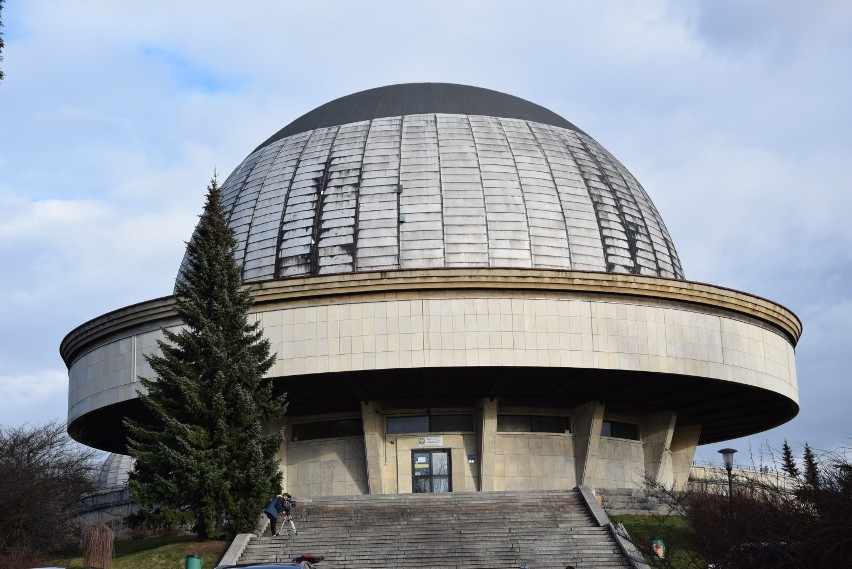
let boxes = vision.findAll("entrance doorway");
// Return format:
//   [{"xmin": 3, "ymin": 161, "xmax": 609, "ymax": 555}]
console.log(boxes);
[{"xmin": 411, "ymin": 449, "xmax": 451, "ymax": 493}]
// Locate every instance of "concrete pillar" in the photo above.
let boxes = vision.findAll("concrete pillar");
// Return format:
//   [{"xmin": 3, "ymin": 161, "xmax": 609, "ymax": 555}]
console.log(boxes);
[
  {"xmin": 478, "ymin": 398, "xmax": 498, "ymax": 492},
  {"xmin": 280, "ymin": 433, "xmax": 289, "ymax": 494},
  {"xmin": 670, "ymin": 423, "xmax": 702, "ymax": 491},
  {"xmin": 640, "ymin": 411, "xmax": 677, "ymax": 487},
  {"xmin": 361, "ymin": 400, "xmax": 385, "ymax": 495},
  {"xmin": 268, "ymin": 416, "xmax": 288, "ymax": 492},
  {"xmin": 573, "ymin": 401, "xmax": 605, "ymax": 486}
]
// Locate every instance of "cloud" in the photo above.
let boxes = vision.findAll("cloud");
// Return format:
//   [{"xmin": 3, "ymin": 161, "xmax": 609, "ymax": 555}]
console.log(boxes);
[
  {"xmin": 0, "ymin": 191, "xmax": 189, "ymax": 304},
  {"xmin": 140, "ymin": 46, "xmax": 236, "ymax": 94},
  {"xmin": 0, "ymin": 369, "xmax": 69, "ymax": 428},
  {"xmin": 1, "ymin": 0, "xmax": 851, "ymax": 462},
  {"xmin": 0, "ymin": 195, "xmax": 109, "ymax": 241},
  {"xmin": 693, "ymin": 0, "xmax": 852, "ymax": 56},
  {"xmin": 0, "ymin": 186, "xmax": 197, "ymax": 390}
]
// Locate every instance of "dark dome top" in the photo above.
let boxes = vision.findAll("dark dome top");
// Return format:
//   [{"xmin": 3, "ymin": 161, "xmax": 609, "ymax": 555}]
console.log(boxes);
[{"xmin": 255, "ymin": 83, "xmax": 583, "ymax": 151}]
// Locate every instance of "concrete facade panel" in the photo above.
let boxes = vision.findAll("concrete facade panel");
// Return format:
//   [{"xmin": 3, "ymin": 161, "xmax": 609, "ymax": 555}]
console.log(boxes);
[{"xmin": 67, "ymin": 279, "xmax": 798, "ymax": 430}]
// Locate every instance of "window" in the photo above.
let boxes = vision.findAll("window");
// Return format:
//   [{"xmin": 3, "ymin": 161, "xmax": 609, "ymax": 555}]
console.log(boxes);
[
  {"xmin": 497, "ymin": 415, "xmax": 570, "ymax": 433},
  {"xmin": 292, "ymin": 418, "xmax": 363, "ymax": 442},
  {"xmin": 431, "ymin": 414, "xmax": 474, "ymax": 432},
  {"xmin": 387, "ymin": 416, "xmax": 429, "ymax": 434},
  {"xmin": 601, "ymin": 420, "xmax": 639, "ymax": 440},
  {"xmin": 387, "ymin": 414, "xmax": 474, "ymax": 434}
]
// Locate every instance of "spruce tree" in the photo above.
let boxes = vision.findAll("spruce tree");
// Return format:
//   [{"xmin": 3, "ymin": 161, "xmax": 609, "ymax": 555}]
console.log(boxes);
[
  {"xmin": 781, "ymin": 439, "xmax": 800, "ymax": 479},
  {"xmin": 803, "ymin": 443, "xmax": 820, "ymax": 488},
  {"xmin": 125, "ymin": 177, "xmax": 286, "ymax": 539}
]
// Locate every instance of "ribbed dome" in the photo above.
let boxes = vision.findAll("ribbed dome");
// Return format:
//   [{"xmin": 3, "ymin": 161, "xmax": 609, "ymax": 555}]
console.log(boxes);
[
  {"xmin": 181, "ymin": 83, "xmax": 683, "ymax": 282},
  {"xmin": 96, "ymin": 453, "xmax": 134, "ymax": 490}
]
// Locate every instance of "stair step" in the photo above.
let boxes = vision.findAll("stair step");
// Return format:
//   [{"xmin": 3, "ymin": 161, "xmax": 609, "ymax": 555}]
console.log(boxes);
[{"xmin": 236, "ymin": 490, "xmax": 632, "ymax": 568}]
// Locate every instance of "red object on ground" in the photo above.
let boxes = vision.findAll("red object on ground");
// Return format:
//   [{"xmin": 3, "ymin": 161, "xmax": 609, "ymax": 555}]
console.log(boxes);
[{"xmin": 291, "ymin": 554, "xmax": 325, "ymax": 564}]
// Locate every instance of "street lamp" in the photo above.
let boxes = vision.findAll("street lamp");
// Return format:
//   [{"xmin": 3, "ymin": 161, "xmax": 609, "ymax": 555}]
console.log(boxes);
[{"xmin": 718, "ymin": 448, "xmax": 737, "ymax": 526}]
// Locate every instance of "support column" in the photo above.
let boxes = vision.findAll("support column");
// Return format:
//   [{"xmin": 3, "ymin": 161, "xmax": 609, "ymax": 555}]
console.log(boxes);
[
  {"xmin": 670, "ymin": 424, "xmax": 702, "ymax": 491},
  {"xmin": 361, "ymin": 400, "xmax": 385, "ymax": 495},
  {"xmin": 279, "ymin": 431, "xmax": 289, "ymax": 494},
  {"xmin": 478, "ymin": 398, "xmax": 498, "ymax": 492},
  {"xmin": 641, "ymin": 411, "xmax": 677, "ymax": 487},
  {"xmin": 573, "ymin": 401, "xmax": 605, "ymax": 486},
  {"xmin": 268, "ymin": 416, "xmax": 288, "ymax": 492}
]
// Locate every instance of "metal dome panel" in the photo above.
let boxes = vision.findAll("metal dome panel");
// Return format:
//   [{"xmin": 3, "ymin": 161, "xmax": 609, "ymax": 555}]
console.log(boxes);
[
  {"xmin": 180, "ymin": 87, "xmax": 683, "ymax": 283},
  {"xmin": 97, "ymin": 453, "xmax": 135, "ymax": 490}
]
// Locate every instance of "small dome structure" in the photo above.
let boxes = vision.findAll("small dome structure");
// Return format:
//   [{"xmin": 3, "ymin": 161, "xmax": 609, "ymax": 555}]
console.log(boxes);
[
  {"xmin": 96, "ymin": 452, "xmax": 134, "ymax": 490},
  {"xmin": 67, "ymin": 453, "xmax": 138, "ymax": 536}
]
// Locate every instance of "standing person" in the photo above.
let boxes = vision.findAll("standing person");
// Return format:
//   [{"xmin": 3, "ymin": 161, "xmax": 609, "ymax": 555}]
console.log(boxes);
[{"xmin": 264, "ymin": 492, "xmax": 294, "ymax": 537}]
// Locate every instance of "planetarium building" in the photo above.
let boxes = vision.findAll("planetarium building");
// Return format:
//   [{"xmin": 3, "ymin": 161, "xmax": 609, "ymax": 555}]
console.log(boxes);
[{"xmin": 61, "ymin": 83, "xmax": 800, "ymax": 498}]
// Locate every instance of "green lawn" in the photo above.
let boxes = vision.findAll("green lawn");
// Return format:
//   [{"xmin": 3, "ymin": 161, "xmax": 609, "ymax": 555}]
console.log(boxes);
[
  {"xmin": 611, "ymin": 514, "xmax": 706, "ymax": 568},
  {"xmin": 49, "ymin": 535, "xmax": 229, "ymax": 569}
]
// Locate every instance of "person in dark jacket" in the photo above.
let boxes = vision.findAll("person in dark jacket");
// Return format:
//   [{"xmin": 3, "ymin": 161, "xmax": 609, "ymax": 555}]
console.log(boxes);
[{"xmin": 264, "ymin": 492, "xmax": 294, "ymax": 536}]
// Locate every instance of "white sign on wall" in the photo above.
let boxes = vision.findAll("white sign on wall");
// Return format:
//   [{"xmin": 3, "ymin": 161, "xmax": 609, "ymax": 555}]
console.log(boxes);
[{"xmin": 417, "ymin": 436, "xmax": 444, "ymax": 447}]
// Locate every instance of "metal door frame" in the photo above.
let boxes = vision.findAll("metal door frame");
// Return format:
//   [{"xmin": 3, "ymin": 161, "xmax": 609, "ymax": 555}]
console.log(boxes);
[{"xmin": 411, "ymin": 449, "xmax": 452, "ymax": 493}]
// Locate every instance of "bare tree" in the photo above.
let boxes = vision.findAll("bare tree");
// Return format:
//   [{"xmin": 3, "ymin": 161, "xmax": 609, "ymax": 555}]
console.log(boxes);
[
  {"xmin": 627, "ymin": 442, "xmax": 852, "ymax": 569},
  {"xmin": 0, "ymin": 421, "xmax": 99, "ymax": 557}
]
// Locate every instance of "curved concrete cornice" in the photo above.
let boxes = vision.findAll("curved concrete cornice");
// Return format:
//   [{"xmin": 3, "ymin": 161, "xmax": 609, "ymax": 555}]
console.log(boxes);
[
  {"xmin": 251, "ymin": 269, "xmax": 802, "ymax": 345},
  {"xmin": 61, "ymin": 269, "xmax": 800, "ymax": 367}
]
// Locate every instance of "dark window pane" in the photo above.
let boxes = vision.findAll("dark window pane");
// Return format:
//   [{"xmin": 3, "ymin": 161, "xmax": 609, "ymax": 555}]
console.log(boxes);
[
  {"xmin": 602, "ymin": 420, "xmax": 638, "ymax": 440},
  {"xmin": 413, "ymin": 452, "xmax": 431, "ymax": 483},
  {"xmin": 530, "ymin": 416, "xmax": 569, "ymax": 433},
  {"xmin": 413, "ymin": 478, "xmax": 431, "ymax": 493},
  {"xmin": 612, "ymin": 422, "xmax": 638, "ymax": 440},
  {"xmin": 498, "ymin": 415, "xmax": 569, "ymax": 433},
  {"xmin": 292, "ymin": 422, "xmax": 329, "ymax": 441},
  {"xmin": 329, "ymin": 418, "xmax": 363, "ymax": 437},
  {"xmin": 388, "ymin": 416, "xmax": 429, "ymax": 434},
  {"xmin": 497, "ymin": 415, "xmax": 531, "ymax": 432},
  {"xmin": 412, "ymin": 451, "xmax": 430, "ymax": 472},
  {"xmin": 431, "ymin": 414, "xmax": 474, "ymax": 432},
  {"xmin": 292, "ymin": 419, "xmax": 363, "ymax": 441}
]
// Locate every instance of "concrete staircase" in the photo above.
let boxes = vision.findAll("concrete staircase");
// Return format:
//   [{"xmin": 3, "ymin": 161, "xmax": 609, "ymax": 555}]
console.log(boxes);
[
  {"xmin": 594, "ymin": 488, "xmax": 682, "ymax": 517},
  {"xmin": 237, "ymin": 490, "xmax": 633, "ymax": 568}
]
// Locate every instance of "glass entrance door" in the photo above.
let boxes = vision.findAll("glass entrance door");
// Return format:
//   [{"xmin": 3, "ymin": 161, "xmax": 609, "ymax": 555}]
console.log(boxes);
[{"xmin": 411, "ymin": 450, "xmax": 451, "ymax": 493}]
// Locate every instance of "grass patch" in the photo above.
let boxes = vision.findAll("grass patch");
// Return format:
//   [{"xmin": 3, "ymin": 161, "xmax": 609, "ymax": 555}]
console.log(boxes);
[
  {"xmin": 49, "ymin": 535, "xmax": 229, "ymax": 569},
  {"xmin": 612, "ymin": 514, "xmax": 705, "ymax": 568}
]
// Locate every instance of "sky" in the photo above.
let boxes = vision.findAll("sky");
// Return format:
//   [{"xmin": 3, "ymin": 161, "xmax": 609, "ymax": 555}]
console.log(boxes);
[{"xmin": 1, "ymin": 0, "xmax": 851, "ymax": 469}]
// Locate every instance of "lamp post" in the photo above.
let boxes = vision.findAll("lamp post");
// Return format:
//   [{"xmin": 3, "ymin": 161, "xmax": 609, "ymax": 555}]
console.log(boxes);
[{"xmin": 718, "ymin": 448, "xmax": 737, "ymax": 528}]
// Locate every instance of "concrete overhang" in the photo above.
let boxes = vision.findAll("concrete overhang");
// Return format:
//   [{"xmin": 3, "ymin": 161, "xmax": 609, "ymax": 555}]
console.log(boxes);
[{"xmin": 61, "ymin": 269, "xmax": 801, "ymax": 454}]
